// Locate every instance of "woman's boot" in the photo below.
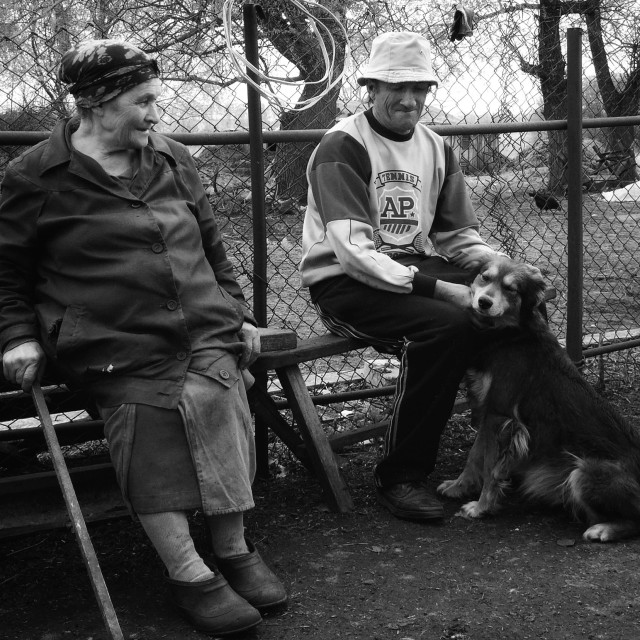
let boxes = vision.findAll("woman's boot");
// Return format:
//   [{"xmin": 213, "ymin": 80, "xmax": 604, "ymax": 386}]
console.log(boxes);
[{"xmin": 165, "ymin": 571, "xmax": 261, "ymax": 635}]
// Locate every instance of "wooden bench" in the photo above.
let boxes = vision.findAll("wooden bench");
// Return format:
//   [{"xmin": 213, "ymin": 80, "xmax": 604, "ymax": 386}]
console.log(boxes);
[
  {"xmin": 0, "ymin": 288, "xmax": 557, "ymax": 529},
  {"xmin": 0, "ymin": 328, "xmax": 365, "ymax": 534},
  {"xmin": 249, "ymin": 331, "xmax": 370, "ymax": 513}
]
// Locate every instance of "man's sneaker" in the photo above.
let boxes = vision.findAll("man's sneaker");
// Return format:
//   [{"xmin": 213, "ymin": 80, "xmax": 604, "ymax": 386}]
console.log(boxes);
[{"xmin": 377, "ymin": 481, "xmax": 445, "ymax": 521}]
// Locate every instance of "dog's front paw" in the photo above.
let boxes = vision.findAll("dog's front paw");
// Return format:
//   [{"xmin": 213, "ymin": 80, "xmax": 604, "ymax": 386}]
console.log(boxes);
[
  {"xmin": 583, "ymin": 523, "xmax": 616, "ymax": 543},
  {"xmin": 456, "ymin": 501, "xmax": 486, "ymax": 519}
]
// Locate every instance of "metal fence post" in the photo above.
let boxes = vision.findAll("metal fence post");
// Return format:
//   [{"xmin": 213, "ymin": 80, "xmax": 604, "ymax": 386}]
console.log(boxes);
[
  {"xmin": 566, "ymin": 28, "xmax": 584, "ymax": 366},
  {"xmin": 243, "ymin": 2, "xmax": 267, "ymax": 327},
  {"xmin": 243, "ymin": 3, "xmax": 270, "ymax": 477}
]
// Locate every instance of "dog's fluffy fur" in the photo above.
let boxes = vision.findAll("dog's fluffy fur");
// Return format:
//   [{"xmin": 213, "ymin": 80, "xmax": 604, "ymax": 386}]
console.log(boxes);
[{"xmin": 437, "ymin": 254, "xmax": 640, "ymax": 542}]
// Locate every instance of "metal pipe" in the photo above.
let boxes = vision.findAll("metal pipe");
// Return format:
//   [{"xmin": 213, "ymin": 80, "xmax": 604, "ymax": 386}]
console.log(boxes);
[
  {"xmin": 242, "ymin": 3, "xmax": 270, "ymax": 477},
  {"xmin": 583, "ymin": 339, "xmax": 640, "ymax": 358},
  {"xmin": 243, "ymin": 3, "xmax": 267, "ymax": 327},
  {"xmin": 565, "ymin": 28, "xmax": 584, "ymax": 365},
  {"xmin": 6, "ymin": 115, "xmax": 640, "ymax": 147}
]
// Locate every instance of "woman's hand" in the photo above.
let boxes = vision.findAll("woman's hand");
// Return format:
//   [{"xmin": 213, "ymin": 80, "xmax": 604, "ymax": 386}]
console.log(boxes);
[
  {"xmin": 238, "ymin": 322, "xmax": 261, "ymax": 369},
  {"xmin": 2, "ymin": 341, "xmax": 46, "ymax": 391}
]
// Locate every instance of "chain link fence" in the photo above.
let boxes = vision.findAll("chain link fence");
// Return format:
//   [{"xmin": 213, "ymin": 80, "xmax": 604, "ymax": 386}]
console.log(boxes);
[{"xmin": 1, "ymin": 0, "xmax": 639, "ymax": 478}]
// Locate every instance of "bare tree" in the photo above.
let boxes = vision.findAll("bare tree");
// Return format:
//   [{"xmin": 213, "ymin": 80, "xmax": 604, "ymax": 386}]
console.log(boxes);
[
  {"xmin": 514, "ymin": 0, "xmax": 569, "ymax": 192},
  {"xmin": 3, "ymin": 0, "xmax": 640, "ymax": 195},
  {"xmin": 258, "ymin": 0, "xmax": 349, "ymax": 203},
  {"xmin": 487, "ymin": 0, "xmax": 640, "ymax": 190},
  {"xmin": 584, "ymin": 0, "xmax": 640, "ymax": 182}
]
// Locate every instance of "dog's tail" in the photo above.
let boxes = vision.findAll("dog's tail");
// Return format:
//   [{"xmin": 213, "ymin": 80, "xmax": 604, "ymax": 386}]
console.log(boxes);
[
  {"xmin": 519, "ymin": 462, "xmax": 568, "ymax": 508},
  {"xmin": 563, "ymin": 455, "xmax": 640, "ymax": 523}
]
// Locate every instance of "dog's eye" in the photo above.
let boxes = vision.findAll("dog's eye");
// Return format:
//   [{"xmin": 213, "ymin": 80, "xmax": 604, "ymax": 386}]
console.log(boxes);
[{"xmin": 480, "ymin": 273, "xmax": 490, "ymax": 282}]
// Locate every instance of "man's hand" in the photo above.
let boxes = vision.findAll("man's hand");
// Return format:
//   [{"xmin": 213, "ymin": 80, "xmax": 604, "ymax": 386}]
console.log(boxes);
[
  {"xmin": 2, "ymin": 341, "xmax": 46, "ymax": 392},
  {"xmin": 238, "ymin": 322, "xmax": 260, "ymax": 369},
  {"xmin": 433, "ymin": 281, "xmax": 472, "ymax": 309}
]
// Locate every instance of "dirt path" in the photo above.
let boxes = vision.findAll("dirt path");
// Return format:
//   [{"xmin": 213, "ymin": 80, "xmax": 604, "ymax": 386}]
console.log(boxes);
[{"xmin": 2, "ymin": 433, "xmax": 640, "ymax": 640}]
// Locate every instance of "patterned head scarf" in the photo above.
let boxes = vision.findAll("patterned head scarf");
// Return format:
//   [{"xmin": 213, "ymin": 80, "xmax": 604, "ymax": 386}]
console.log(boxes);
[{"xmin": 58, "ymin": 39, "xmax": 159, "ymax": 108}]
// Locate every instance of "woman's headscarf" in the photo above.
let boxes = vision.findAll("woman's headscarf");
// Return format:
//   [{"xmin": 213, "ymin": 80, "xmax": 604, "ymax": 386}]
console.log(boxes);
[{"xmin": 58, "ymin": 39, "xmax": 159, "ymax": 108}]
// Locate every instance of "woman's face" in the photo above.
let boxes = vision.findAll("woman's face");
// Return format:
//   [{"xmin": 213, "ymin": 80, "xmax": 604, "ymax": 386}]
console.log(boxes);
[
  {"xmin": 95, "ymin": 78, "xmax": 162, "ymax": 150},
  {"xmin": 368, "ymin": 80, "xmax": 433, "ymax": 135}
]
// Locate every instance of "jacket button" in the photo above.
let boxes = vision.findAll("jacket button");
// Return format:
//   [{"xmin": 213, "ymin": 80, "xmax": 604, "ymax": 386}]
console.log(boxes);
[
  {"xmin": 130, "ymin": 202, "xmax": 142, "ymax": 208},
  {"xmin": 152, "ymin": 243, "xmax": 163, "ymax": 253},
  {"xmin": 166, "ymin": 300, "xmax": 178, "ymax": 311},
  {"xmin": 176, "ymin": 351, "xmax": 187, "ymax": 361},
  {"xmin": 220, "ymin": 370, "xmax": 230, "ymax": 379}
]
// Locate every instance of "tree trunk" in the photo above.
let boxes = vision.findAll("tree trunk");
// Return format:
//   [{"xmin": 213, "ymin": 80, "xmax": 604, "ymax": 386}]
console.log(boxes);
[
  {"xmin": 260, "ymin": 0, "xmax": 347, "ymax": 203},
  {"xmin": 538, "ymin": 0, "xmax": 567, "ymax": 194},
  {"xmin": 585, "ymin": 3, "xmax": 640, "ymax": 183},
  {"xmin": 272, "ymin": 85, "xmax": 340, "ymax": 203},
  {"xmin": 605, "ymin": 126, "xmax": 637, "ymax": 183}
]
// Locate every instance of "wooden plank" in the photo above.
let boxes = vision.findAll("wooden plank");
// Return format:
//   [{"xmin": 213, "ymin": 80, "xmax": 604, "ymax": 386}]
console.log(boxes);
[
  {"xmin": 257, "ymin": 327, "xmax": 297, "ymax": 352},
  {"xmin": 0, "ymin": 461, "xmax": 116, "ymax": 496},
  {"xmin": 276, "ymin": 364, "xmax": 354, "ymax": 513},
  {"xmin": 327, "ymin": 422, "xmax": 388, "ymax": 451},
  {"xmin": 0, "ymin": 419, "xmax": 104, "ymax": 445},
  {"xmin": 0, "ymin": 483, "xmax": 128, "ymax": 539},
  {"xmin": 320, "ymin": 398, "xmax": 471, "ymax": 453},
  {"xmin": 0, "ymin": 387, "xmax": 90, "ymax": 422},
  {"xmin": 253, "ymin": 334, "xmax": 367, "ymax": 371},
  {"xmin": 255, "ymin": 289, "xmax": 555, "ymax": 373}
]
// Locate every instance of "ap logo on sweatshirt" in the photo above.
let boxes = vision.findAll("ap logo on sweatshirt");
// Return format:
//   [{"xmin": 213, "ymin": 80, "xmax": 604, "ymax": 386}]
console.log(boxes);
[{"xmin": 378, "ymin": 184, "xmax": 417, "ymax": 231}]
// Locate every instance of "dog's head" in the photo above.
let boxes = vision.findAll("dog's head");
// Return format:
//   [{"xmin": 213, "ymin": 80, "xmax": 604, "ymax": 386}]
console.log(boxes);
[{"xmin": 470, "ymin": 254, "xmax": 547, "ymax": 329}]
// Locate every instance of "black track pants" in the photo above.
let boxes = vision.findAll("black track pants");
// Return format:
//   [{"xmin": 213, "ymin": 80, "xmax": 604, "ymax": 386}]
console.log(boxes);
[{"xmin": 310, "ymin": 257, "xmax": 480, "ymax": 488}]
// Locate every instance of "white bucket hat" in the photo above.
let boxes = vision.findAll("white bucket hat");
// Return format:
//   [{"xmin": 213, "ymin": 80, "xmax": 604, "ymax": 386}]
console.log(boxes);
[{"xmin": 357, "ymin": 32, "xmax": 439, "ymax": 87}]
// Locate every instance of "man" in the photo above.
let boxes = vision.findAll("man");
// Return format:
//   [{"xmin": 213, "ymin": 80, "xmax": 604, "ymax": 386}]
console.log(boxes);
[{"xmin": 300, "ymin": 31, "xmax": 499, "ymax": 521}]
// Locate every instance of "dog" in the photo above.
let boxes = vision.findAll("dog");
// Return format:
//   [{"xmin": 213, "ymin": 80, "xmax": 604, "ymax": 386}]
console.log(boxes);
[{"xmin": 437, "ymin": 254, "xmax": 640, "ymax": 542}]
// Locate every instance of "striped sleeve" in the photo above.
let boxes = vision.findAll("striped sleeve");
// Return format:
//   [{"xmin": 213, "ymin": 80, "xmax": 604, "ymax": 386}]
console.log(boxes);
[
  {"xmin": 308, "ymin": 130, "xmax": 372, "ymax": 225},
  {"xmin": 430, "ymin": 144, "xmax": 496, "ymax": 269}
]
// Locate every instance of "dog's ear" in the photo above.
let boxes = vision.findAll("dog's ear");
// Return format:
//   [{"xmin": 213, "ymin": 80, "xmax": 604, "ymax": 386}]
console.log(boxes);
[{"xmin": 519, "ymin": 264, "xmax": 547, "ymax": 317}]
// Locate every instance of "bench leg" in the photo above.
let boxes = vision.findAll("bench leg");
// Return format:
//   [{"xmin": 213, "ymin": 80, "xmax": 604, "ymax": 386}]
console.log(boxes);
[
  {"xmin": 276, "ymin": 365, "xmax": 354, "ymax": 513},
  {"xmin": 252, "ymin": 372, "xmax": 271, "ymax": 479},
  {"xmin": 247, "ymin": 383, "xmax": 313, "ymax": 473}
]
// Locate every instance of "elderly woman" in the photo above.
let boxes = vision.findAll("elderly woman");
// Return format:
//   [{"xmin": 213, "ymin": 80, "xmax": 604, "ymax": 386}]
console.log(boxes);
[{"xmin": 0, "ymin": 40, "xmax": 285, "ymax": 635}]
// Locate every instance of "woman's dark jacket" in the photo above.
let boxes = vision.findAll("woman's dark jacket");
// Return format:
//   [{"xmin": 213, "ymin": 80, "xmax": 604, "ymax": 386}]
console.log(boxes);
[{"xmin": 0, "ymin": 119, "xmax": 254, "ymax": 408}]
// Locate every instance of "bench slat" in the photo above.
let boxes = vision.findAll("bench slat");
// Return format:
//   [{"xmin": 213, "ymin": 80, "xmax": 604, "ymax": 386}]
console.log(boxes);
[
  {"xmin": 0, "ymin": 462, "xmax": 116, "ymax": 496},
  {"xmin": 253, "ymin": 334, "xmax": 367, "ymax": 371},
  {"xmin": 257, "ymin": 327, "xmax": 297, "ymax": 352}
]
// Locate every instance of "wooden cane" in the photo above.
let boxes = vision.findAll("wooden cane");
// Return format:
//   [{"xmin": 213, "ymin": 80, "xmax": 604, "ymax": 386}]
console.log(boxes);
[{"xmin": 31, "ymin": 382, "xmax": 124, "ymax": 640}]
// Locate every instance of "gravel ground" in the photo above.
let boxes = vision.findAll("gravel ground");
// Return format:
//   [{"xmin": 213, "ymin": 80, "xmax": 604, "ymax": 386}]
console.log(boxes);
[{"xmin": 1, "ymin": 380, "xmax": 639, "ymax": 640}]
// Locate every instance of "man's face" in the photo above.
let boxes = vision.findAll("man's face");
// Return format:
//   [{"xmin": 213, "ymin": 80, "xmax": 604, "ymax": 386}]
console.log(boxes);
[{"xmin": 368, "ymin": 80, "xmax": 433, "ymax": 135}]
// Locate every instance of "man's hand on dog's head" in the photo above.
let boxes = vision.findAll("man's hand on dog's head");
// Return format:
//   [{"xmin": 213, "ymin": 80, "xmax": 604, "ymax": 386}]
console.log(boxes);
[{"xmin": 434, "ymin": 280, "xmax": 472, "ymax": 309}]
